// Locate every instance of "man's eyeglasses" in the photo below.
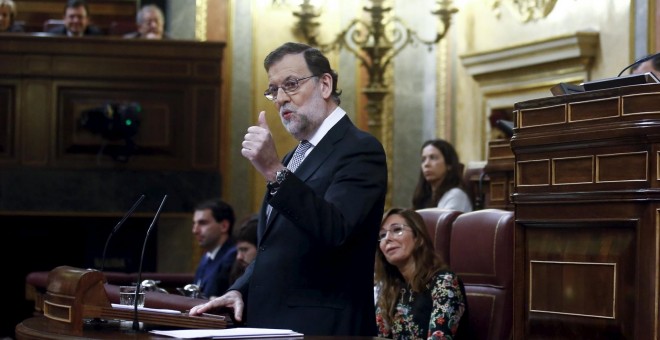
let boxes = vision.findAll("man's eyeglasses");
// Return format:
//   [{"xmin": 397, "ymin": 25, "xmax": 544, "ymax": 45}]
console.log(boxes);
[
  {"xmin": 378, "ymin": 223, "xmax": 410, "ymax": 242},
  {"xmin": 264, "ymin": 75, "xmax": 318, "ymax": 101}
]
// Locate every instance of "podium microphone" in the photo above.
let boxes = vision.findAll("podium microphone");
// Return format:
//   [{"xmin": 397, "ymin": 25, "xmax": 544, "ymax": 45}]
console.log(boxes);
[
  {"xmin": 100, "ymin": 194, "xmax": 146, "ymax": 272},
  {"xmin": 133, "ymin": 194, "xmax": 168, "ymax": 331},
  {"xmin": 617, "ymin": 51, "xmax": 660, "ymax": 77}
]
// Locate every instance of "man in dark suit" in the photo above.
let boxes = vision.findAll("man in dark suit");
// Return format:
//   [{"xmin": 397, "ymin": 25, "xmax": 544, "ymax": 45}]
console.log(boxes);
[
  {"xmin": 47, "ymin": 0, "xmax": 103, "ymax": 37},
  {"xmin": 192, "ymin": 198, "xmax": 237, "ymax": 299},
  {"xmin": 190, "ymin": 42, "xmax": 388, "ymax": 336}
]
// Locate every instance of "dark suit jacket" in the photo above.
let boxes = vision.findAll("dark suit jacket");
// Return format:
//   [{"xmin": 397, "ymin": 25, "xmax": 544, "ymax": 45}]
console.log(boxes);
[
  {"xmin": 194, "ymin": 238, "xmax": 237, "ymax": 299},
  {"xmin": 46, "ymin": 25, "xmax": 104, "ymax": 36},
  {"xmin": 4, "ymin": 24, "xmax": 25, "ymax": 32},
  {"xmin": 230, "ymin": 114, "xmax": 388, "ymax": 336}
]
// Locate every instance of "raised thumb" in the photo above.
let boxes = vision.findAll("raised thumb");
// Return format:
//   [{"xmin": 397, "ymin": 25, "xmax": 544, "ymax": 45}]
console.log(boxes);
[{"xmin": 257, "ymin": 111, "xmax": 268, "ymax": 129}]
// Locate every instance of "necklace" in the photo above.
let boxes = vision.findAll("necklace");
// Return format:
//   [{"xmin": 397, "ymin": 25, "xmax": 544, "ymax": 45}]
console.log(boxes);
[{"xmin": 399, "ymin": 285, "xmax": 414, "ymax": 305}]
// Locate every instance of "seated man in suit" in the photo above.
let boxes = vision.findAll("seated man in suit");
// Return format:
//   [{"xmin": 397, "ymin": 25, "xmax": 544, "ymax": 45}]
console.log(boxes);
[
  {"xmin": 47, "ymin": 0, "xmax": 103, "ymax": 37},
  {"xmin": 123, "ymin": 4, "xmax": 169, "ymax": 39},
  {"xmin": 192, "ymin": 198, "xmax": 237, "ymax": 299}
]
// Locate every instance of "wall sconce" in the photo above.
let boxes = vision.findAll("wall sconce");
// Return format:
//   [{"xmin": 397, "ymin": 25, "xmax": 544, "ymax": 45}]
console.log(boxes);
[{"xmin": 292, "ymin": 0, "xmax": 458, "ymax": 142}]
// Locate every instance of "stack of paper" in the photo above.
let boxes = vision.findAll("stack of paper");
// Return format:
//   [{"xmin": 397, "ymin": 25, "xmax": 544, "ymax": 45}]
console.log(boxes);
[{"xmin": 150, "ymin": 327, "xmax": 304, "ymax": 339}]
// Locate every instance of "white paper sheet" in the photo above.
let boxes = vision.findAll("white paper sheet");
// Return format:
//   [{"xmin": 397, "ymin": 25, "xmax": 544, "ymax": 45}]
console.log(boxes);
[
  {"xmin": 149, "ymin": 327, "xmax": 304, "ymax": 339},
  {"xmin": 111, "ymin": 303, "xmax": 181, "ymax": 315}
]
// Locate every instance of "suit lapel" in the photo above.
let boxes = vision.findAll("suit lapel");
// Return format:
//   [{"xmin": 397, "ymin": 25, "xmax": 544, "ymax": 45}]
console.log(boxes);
[
  {"xmin": 262, "ymin": 116, "xmax": 352, "ymax": 234},
  {"xmin": 294, "ymin": 115, "xmax": 351, "ymax": 182}
]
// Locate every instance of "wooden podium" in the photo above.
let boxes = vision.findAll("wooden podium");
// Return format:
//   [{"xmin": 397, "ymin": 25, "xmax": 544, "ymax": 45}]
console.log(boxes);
[
  {"xmin": 484, "ymin": 139, "xmax": 515, "ymax": 211},
  {"xmin": 511, "ymin": 83, "xmax": 660, "ymax": 339},
  {"xmin": 39, "ymin": 266, "xmax": 227, "ymax": 336}
]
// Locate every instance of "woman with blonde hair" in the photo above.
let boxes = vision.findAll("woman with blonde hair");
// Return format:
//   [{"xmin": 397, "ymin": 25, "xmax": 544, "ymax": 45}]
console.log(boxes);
[{"xmin": 375, "ymin": 208, "xmax": 470, "ymax": 339}]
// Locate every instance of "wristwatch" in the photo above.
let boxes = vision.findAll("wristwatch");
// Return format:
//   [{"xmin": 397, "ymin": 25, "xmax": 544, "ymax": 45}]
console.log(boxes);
[{"xmin": 267, "ymin": 168, "xmax": 291, "ymax": 195}]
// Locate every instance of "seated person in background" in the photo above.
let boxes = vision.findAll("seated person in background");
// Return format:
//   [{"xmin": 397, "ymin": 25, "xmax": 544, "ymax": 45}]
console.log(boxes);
[
  {"xmin": 192, "ymin": 198, "xmax": 237, "ymax": 299},
  {"xmin": 0, "ymin": 0, "xmax": 24, "ymax": 32},
  {"xmin": 123, "ymin": 4, "xmax": 168, "ymax": 39},
  {"xmin": 228, "ymin": 214, "xmax": 258, "ymax": 285},
  {"xmin": 412, "ymin": 139, "xmax": 473, "ymax": 212},
  {"xmin": 631, "ymin": 53, "xmax": 660, "ymax": 78},
  {"xmin": 47, "ymin": 0, "xmax": 103, "ymax": 37},
  {"xmin": 375, "ymin": 208, "xmax": 469, "ymax": 339}
]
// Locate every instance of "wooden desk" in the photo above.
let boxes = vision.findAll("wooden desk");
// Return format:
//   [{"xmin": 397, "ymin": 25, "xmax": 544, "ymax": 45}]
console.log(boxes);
[{"xmin": 16, "ymin": 316, "xmax": 387, "ymax": 340}]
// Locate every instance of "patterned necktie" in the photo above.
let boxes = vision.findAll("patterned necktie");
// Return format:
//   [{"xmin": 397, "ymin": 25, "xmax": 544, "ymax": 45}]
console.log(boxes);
[
  {"xmin": 287, "ymin": 140, "xmax": 312, "ymax": 172},
  {"xmin": 267, "ymin": 140, "xmax": 312, "ymax": 220}
]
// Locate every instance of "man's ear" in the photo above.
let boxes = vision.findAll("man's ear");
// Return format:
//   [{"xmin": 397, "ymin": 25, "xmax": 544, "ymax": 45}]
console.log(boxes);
[
  {"xmin": 220, "ymin": 219, "xmax": 230, "ymax": 233},
  {"xmin": 319, "ymin": 73, "xmax": 333, "ymax": 99}
]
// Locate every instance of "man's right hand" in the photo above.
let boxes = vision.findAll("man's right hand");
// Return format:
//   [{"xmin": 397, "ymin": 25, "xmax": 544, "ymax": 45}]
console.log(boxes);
[
  {"xmin": 189, "ymin": 290, "xmax": 244, "ymax": 322},
  {"xmin": 241, "ymin": 111, "xmax": 282, "ymax": 182}
]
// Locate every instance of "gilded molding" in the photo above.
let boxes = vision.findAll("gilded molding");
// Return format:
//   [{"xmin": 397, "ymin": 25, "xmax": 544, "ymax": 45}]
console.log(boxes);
[
  {"xmin": 195, "ymin": 0, "xmax": 208, "ymax": 41},
  {"xmin": 490, "ymin": 0, "xmax": 558, "ymax": 23}
]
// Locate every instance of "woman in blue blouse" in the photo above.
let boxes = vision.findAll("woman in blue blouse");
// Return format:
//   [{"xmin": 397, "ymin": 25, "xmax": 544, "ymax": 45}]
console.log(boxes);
[{"xmin": 375, "ymin": 208, "xmax": 470, "ymax": 339}]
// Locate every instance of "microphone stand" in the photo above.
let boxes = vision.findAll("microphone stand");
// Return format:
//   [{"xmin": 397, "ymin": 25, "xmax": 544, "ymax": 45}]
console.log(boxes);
[
  {"xmin": 132, "ymin": 195, "xmax": 168, "ymax": 331},
  {"xmin": 89, "ymin": 194, "xmax": 145, "ymax": 327},
  {"xmin": 100, "ymin": 194, "xmax": 146, "ymax": 272}
]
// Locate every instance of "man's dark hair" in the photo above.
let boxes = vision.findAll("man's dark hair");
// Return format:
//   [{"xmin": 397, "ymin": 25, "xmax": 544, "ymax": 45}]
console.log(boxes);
[
  {"xmin": 263, "ymin": 42, "xmax": 342, "ymax": 105},
  {"xmin": 652, "ymin": 56, "xmax": 660, "ymax": 71},
  {"xmin": 194, "ymin": 198, "xmax": 235, "ymax": 235},
  {"xmin": 631, "ymin": 53, "xmax": 660, "ymax": 73},
  {"xmin": 64, "ymin": 0, "xmax": 90, "ymax": 15},
  {"xmin": 228, "ymin": 214, "xmax": 258, "ymax": 285},
  {"xmin": 236, "ymin": 214, "xmax": 258, "ymax": 245}
]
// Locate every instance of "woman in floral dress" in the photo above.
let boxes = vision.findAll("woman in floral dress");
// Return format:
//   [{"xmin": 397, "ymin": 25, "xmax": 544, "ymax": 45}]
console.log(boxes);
[{"xmin": 375, "ymin": 208, "xmax": 470, "ymax": 340}]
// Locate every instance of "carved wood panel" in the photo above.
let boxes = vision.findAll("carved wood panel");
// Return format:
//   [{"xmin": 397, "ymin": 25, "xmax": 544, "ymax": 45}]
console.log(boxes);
[
  {"xmin": 0, "ymin": 34, "xmax": 224, "ymax": 171},
  {"xmin": 512, "ymin": 83, "xmax": 660, "ymax": 339},
  {"xmin": 56, "ymin": 84, "xmax": 186, "ymax": 168},
  {"xmin": 0, "ymin": 84, "xmax": 16, "ymax": 162}
]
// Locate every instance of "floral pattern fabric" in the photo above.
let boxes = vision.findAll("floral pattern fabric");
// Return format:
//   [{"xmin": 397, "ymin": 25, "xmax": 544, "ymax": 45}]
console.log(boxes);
[{"xmin": 376, "ymin": 271, "xmax": 467, "ymax": 340}]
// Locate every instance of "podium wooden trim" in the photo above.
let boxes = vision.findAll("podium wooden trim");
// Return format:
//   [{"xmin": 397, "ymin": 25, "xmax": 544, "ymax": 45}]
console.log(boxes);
[
  {"xmin": 511, "ymin": 83, "xmax": 660, "ymax": 339},
  {"xmin": 41, "ymin": 266, "xmax": 227, "ymax": 336}
]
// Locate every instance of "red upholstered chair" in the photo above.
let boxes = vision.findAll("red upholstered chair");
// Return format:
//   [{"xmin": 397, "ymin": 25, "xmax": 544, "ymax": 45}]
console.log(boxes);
[
  {"xmin": 449, "ymin": 209, "xmax": 514, "ymax": 340},
  {"xmin": 416, "ymin": 208, "xmax": 463, "ymax": 264}
]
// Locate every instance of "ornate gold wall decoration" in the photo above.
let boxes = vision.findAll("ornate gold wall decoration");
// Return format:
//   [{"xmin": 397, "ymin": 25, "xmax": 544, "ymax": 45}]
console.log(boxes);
[
  {"xmin": 490, "ymin": 0, "xmax": 558, "ymax": 22},
  {"xmin": 195, "ymin": 0, "xmax": 208, "ymax": 41},
  {"xmin": 291, "ymin": 0, "xmax": 457, "ymax": 143}
]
